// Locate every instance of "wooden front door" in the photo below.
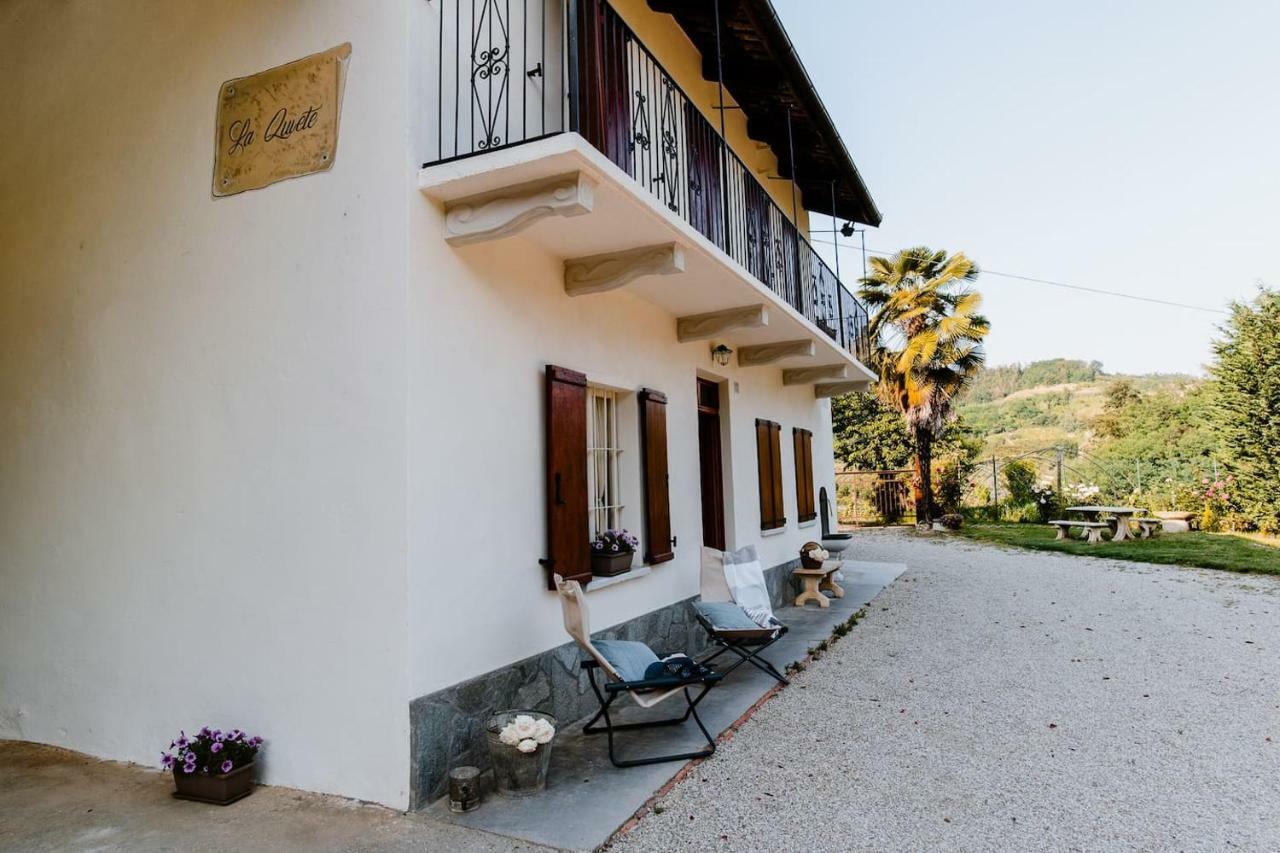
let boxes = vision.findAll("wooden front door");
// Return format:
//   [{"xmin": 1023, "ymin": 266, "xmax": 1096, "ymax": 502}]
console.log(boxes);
[{"xmin": 697, "ymin": 378, "xmax": 726, "ymax": 550}]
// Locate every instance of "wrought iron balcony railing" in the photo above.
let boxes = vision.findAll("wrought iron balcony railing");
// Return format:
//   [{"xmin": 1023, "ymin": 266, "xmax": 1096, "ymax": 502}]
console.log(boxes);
[{"xmin": 426, "ymin": 0, "xmax": 871, "ymax": 366}]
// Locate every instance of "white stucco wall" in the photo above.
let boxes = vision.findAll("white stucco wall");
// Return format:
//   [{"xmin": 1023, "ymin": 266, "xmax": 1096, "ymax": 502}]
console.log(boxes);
[
  {"xmin": 405, "ymin": 181, "xmax": 839, "ymax": 701},
  {"xmin": 0, "ymin": 0, "xmax": 413, "ymax": 808}
]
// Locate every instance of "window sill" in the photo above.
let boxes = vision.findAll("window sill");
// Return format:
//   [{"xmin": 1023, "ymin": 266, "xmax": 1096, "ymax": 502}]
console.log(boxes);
[
  {"xmin": 798, "ymin": 519, "xmax": 817, "ymax": 529},
  {"xmin": 585, "ymin": 565, "xmax": 652, "ymax": 592},
  {"xmin": 760, "ymin": 527, "xmax": 786, "ymax": 538}
]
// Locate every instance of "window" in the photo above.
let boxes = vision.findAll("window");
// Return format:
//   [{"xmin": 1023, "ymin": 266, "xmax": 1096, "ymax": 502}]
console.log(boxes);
[
  {"xmin": 543, "ymin": 364, "xmax": 673, "ymax": 588},
  {"xmin": 793, "ymin": 428, "xmax": 816, "ymax": 523},
  {"xmin": 755, "ymin": 419, "xmax": 785, "ymax": 530},
  {"xmin": 587, "ymin": 387, "xmax": 623, "ymax": 538}
]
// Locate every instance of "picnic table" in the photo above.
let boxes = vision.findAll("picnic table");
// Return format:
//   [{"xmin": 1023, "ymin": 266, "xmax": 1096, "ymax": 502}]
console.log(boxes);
[{"xmin": 1066, "ymin": 506, "xmax": 1148, "ymax": 542}]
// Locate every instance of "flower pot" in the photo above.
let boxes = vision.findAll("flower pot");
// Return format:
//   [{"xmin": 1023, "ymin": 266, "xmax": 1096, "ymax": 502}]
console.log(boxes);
[
  {"xmin": 485, "ymin": 711, "xmax": 556, "ymax": 797},
  {"xmin": 591, "ymin": 549, "xmax": 634, "ymax": 577},
  {"xmin": 172, "ymin": 761, "xmax": 256, "ymax": 805}
]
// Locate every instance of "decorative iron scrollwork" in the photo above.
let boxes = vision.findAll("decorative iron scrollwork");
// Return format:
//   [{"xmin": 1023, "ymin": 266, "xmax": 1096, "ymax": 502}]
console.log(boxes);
[
  {"xmin": 631, "ymin": 91, "xmax": 651, "ymax": 152},
  {"xmin": 655, "ymin": 78, "xmax": 680, "ymax": 212},
  {"xmin": 470, "ymin": 0, "xmax": 510, "ymax": 150}
]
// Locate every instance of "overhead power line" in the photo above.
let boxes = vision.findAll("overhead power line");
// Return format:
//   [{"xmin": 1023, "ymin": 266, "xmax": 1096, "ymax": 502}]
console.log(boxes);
[{"xmin": 808, "ymin": 236, "xmax": 1230, "ymax": 315}]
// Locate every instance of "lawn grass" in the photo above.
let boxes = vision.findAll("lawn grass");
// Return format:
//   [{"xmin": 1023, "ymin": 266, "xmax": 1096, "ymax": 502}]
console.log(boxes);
[{"xmin": 956, "ymin": 523, "xmax": 1280, "ymax": 576}]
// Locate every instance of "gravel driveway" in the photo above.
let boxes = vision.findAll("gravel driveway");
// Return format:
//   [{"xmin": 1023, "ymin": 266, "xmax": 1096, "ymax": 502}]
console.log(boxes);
[{"xmin": 612, "ymin": 530, "xmax": 1280, "ymax": 852}]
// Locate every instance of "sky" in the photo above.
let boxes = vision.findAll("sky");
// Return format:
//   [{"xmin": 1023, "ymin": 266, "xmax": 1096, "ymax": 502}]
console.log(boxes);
[{"xmin": 773, "ymin": 0, "xmax": 1280, "ymax": 376}]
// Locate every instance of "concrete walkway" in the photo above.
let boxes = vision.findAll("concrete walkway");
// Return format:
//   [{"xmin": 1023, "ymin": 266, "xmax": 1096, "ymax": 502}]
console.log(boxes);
[
  {"xmin": 426, "ymin": 561, "xmax": 905, "ymax": 850},
  {"xmin": 0, "ymin": 741, "xmax": 552, "ymax": 853},
  {"xmin": 612, "ymin": 529, "xmax": 1280, "ymax": 852}
]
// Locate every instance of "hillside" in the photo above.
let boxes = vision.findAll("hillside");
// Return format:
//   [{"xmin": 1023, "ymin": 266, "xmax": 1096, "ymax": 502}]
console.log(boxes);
[{"xmin": 957, "ymin": 359, "xmax": 1204, "ymax": 462}]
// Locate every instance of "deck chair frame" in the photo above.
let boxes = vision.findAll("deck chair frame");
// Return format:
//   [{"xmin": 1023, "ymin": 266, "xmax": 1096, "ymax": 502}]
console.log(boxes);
[
  {"xmin": 695, "ymin": 546, "xmax": 790, "ymax": 685},
  {"xmin": 693, "ymin": 615, "xmax": 790, "ymax": 685},
  {"xmin": 580, "ymin": 659, "xmax": 722, "ymax": 767},
  {"xmin": 555, "ymin": 576, "xmax": 724, "ymax": 768}
]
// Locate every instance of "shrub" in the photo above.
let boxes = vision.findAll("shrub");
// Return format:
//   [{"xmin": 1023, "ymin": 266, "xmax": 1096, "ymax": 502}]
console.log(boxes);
[
  {"xmin": 939, "ymin": 513, "xmax": 963, "ymax": 530},
  {"xmin": 1003, "ymin": 460, "xmax": 1037, "ymax": 505},
  {"xmin": 933, "ymin": 460, "xmax": 966, "ymax": 515},
  {"xmin": 1002, "ymin": 501, "xmax": 1041, "ymax": 524},
  {"xmin": 1029, "ymin": 482, "xmax": 1059, "ymax": 523}
]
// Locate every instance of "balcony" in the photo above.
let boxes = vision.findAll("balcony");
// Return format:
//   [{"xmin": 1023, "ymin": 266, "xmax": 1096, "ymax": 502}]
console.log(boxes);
[{"xmin": 419, "ymin": 0, "xmax": 875, "ymax": 390}]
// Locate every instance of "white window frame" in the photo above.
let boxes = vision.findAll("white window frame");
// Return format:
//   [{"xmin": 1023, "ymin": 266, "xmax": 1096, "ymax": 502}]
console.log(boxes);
[{"xmin": 587, "ymin": 386, "xmax": 624, "ymax": 539}]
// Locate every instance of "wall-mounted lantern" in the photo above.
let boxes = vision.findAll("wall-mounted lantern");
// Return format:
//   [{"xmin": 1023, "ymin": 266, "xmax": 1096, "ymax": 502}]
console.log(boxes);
[{"xmin": 710, "ymin": 344, "xmax": 734, "ymax": 367}]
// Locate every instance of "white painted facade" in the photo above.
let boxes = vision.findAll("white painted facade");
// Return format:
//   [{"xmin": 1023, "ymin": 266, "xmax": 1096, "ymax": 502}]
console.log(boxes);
[{"xmin": 0, "ymin": 0, "xmax": 870, "ymax": 810}]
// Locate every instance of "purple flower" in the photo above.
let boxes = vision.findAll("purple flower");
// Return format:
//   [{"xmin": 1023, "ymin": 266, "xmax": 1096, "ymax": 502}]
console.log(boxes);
[
  {"xmin": 182, "ymin": 761, "xmax": 196, "ymax": 775},
  {"xmin": 210, "ymin": 742, "xmax": 223, "ymax": 753},
  {"xmin": 175, "ymin": 735, "xmax": 189, "ymax": 749},
  {"xmin": 221, "ymin": 760, "xmax": 234, "ymax": 774},
  {"xmin": 199, "ymin": 726, "xmax": 211, "ymax": 737},
  {"xmin": 610, "ymin": 544, "xmax": 619, "ymax": 552},
  {"xmin": 248, "ymin": 736, "xmax": 263, "ymax": 748},
  {"xmin": 161, "ymin": 754, "xmax": 175, "ymax": 769},
  {"xmin": 184, "ymin": 751, "xmax": 196, "ymax": 763}
]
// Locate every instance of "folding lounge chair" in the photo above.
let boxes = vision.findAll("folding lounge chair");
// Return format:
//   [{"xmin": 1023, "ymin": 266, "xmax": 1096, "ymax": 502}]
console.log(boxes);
[
  {"xmin": 693, "ymin": 546, "xmax": 790, "ymax": 685},
  {"xmin": 555, "ymin": 575, "xmax": 724, "ymax": 767}
]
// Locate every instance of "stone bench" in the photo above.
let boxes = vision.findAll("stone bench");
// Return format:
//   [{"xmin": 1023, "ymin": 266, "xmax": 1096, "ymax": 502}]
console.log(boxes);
[
  {"xmin": 1135, "ymin": 518, "xmax": 1163, "ymax": 538},
  {"xmin": 1049, "ymin": 520, "xmax": 1110, "ymax": 544},
  {"xmin": 1155, "ymin": 511, "xmax": 1194, "ymax": 533}
]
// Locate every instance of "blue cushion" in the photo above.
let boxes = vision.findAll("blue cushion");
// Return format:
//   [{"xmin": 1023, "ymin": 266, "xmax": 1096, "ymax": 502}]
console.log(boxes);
[
  {"xmin": 594, "ymin": 640, "xmax": 660, "ymax": 682},
  {"xmin": 693, "ymin": 601, "xmax": 763, "ymax": 631}
]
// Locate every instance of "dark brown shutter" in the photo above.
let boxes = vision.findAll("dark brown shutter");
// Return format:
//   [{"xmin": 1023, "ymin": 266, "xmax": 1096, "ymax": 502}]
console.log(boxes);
[
  {"xmin": 571, "ymin": 0, "xmax": 632, "ymax": 174},
  {"xmin": 794, "ymin": 428, "xmax": 816, "ymax": 523},
  {"xmin": 542, "ymin": 365, "xmax": 590, "ymax": 589},
  {"xmin": 639, "ymin": 389, "xmax": 674, "ymax": 565},
  {"xmin": 684, "ymin": 100, "xmax": 724, "ymax": 247},
  {"xmin": 756, "ymin": 419, "xmax": 786, "ymax": 530}
]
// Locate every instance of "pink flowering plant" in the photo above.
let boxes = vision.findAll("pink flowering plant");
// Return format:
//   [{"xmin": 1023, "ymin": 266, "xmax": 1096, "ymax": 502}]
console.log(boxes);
[
  {"xmin": 590, "ymin": 529, "xmax": 639, "ymax": 554},
  {"xmin": 162, "ymin": 726, "xmax": 262, "ymax": 776}
]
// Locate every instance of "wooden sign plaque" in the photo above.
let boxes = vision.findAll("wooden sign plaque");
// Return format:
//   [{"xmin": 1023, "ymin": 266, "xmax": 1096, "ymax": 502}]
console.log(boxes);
[{"xmin": 213, "ymin": 43, "xmax": 352, "ymax": 197}]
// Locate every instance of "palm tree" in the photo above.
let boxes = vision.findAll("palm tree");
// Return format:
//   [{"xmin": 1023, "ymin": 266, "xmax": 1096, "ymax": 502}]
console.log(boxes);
[{"xmin": 859, "ymin": 247, "xmax": 989, "ymax": 523}]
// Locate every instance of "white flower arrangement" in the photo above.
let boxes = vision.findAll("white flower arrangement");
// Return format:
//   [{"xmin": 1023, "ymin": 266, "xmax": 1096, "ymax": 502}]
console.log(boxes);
[
  {"xmin": 806, "ymin": 546, "xmax": 830, "ymax": 562},
  {"xmin": 497, "ymin": 714, "xmax": 555, "ymax": 754},
  {"xmin": 1068, "ymin": 483, "xmax": 1101, "ymax": 501}
]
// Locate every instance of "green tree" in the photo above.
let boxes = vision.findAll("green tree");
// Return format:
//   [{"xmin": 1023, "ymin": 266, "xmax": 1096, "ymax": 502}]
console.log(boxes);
[
  {"xmin": 859, "ymin": 247, "xmax": 990, "ymax": 523},
  {"xmin": 1210, "ymin": 288, "xmax": 1280, "ymax": 532},
  {"xmin": 831, "ymin": 393, "xmax": 914, "ymax": 470},
  {"xmin": 832, "ymin": 393, "xmax": 981, "ymax": 472}
]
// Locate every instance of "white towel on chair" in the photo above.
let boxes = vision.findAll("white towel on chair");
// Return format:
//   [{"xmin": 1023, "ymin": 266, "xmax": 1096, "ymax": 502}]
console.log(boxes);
[{"xmin": 722, "ymin": 545, "xmax": 778, "ymax": 629}]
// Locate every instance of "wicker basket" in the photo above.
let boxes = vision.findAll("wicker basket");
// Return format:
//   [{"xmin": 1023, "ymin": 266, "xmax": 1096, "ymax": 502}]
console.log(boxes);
[{"xmin": 799, "ymin": 541, "xmax": 825, "ymax": 569}]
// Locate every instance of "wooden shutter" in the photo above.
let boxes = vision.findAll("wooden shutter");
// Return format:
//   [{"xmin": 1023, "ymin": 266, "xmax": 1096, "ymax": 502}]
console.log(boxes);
[
  {"xmin": 684, "ymin": 100, "xmax": 724, "ymax": 247},
  {"xmin": 639, "ymin": 389, "xmax": 674, "ymax": 565},
  {"xmin": 794, "ymin": 428, "xmax": 816, "ymax": 523},
  {"xmin": 571, "ymin": 0, "xmax": 632, "ymax": 174},
  {"xmin": 542, "ymin": 365, "xmax": 590, "ymax": 589},
  {"xmin": 756, "ymin": 419, "xmax": 786, "ymax": 530}
]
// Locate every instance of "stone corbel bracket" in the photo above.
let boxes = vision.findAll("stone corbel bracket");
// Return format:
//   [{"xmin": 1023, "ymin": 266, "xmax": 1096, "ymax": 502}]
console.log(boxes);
[
  {"xmin": 564, "ymin": 243, "xmax": 685, "ymax": 296},
  {"xmin": 444, "ymin": 172, "xmax": 595, "ymax": 246},
  {"xmin": 738, "ymin": 339, "xmax": 815, "ymax": 367},
  {"xmin": 814, "ymin": 380, "xmax": 871, "ymax": 398},
  {"xmin": 782, "ymin": 364, "xmax": 849, "ymax": 386},
  {"xmin": 675, "ymin": 304, "xmax": 769, "ymax": 342}
]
